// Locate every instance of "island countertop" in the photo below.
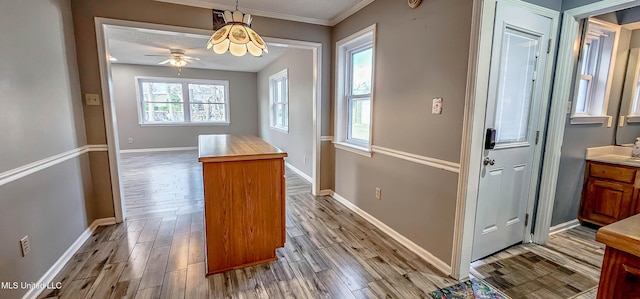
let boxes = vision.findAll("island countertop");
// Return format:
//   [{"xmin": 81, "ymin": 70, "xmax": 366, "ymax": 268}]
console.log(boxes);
[
  {"xmin": 596, "ymin": 214, "xmax": 640, "ymax": 257},
  {"xmin": 198, "ymin": 134, "xmax": 287, "ymax": 163}
]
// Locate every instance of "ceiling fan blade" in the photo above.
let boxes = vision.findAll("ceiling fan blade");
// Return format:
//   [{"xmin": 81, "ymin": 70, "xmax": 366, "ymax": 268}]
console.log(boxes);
[
  {"xmin": 158, "ymin": 59, "xmax": 171, "ymax": 65},
  {"xmin": 184, "ymin": 56, "xmax": 201, "ymax": 61},
  {"xmin": 145, "ymin": 54, "xmax": 167, "ymax": 57}
]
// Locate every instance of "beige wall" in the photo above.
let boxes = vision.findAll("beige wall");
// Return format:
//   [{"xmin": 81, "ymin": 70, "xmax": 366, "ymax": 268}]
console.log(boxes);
[
  {"xmin": 258, "ymin": 49, "xmax": 314, "ymax": 177},
  {"xmin": 0, "ymin": 0, "xmax": 96, "ymax": 297},
  {"xmin": 69, "ymin": 0, "xmax": 333, "ymax": 218},
  {"xmin": 331, "ymin": 0, "xmax": 473, "ymax": 264},
  {"xmin": 112, "ymin": 64, "xmax": 259, "ymax": 150}
]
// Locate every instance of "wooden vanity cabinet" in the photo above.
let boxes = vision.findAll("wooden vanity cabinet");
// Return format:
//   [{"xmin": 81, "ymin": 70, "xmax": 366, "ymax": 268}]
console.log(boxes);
[{"xmin": 579, "ymin": 161, "xmax": 640, "ymax": 226}]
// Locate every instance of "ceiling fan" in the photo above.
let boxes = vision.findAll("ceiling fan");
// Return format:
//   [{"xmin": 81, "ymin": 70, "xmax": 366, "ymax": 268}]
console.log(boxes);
[{"xmin": 145, "ymin": 49, "xmax": 200, "ymax": 67}]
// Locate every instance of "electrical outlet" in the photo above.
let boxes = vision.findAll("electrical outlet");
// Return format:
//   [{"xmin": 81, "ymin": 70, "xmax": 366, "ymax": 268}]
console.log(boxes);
[
  {"xmin": 375, "ymin": 187, "xmax": 381, "ymax": 200},
  {"xmin": 20, "ymin": 236, "xmax": 30, "ymax": 257},
  {"xmin": 432, "ymin": 98, "xmax": 443, "ymax": 114},
  {"xmin": 128, "ymin": 138, "xmax": 134, "ymax": 144},
  {"xmin": 85, "ymin": 94, "xmax": 101, "ymax": 106}
]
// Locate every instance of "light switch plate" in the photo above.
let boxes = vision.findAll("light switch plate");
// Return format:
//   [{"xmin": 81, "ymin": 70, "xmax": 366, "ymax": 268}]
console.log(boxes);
[
  {"xmin": 619, "ymin": 116, "xmax": 625, "ymax": 127},
  {"xmin": 85, "ymin": 94, "xmax": 101, "ymax": 106},
  {"xmin": 432, "ymin": 97, "xmax": 443, "ymax": 114}
]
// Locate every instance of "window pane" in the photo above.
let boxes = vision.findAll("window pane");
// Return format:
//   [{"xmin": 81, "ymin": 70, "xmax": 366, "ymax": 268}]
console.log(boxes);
[
  {"xmin": 581, "ymin": 43, "xmax": 591, "ymax": 75},
  {"xmin": 348, "ymin": 97, "xmax": 371, "ymax": 141},
  {"xmin": 494, "ymin": 29, "xmax": 538, "ymax": 144},
  {"xmin": 350, "ymin": 47, "xmax": 373, "ymax": 95},
  {"xmin": 142, "ymin": 82, "xmax": 182, "ymax": 103},
  {"xmin": 144, "ymin": 102, "xmax": 184, "ymax": 122},
  {"xmin": 576, "ymin": 78, "xmax": 591, "ymax": 113},
  {"xmin": 275, "ymin": 104, "xmax": 284, "ymax": 126},
  {"xmin": 189, "ymin": 84, "xmax": 225, "ymax": 103},
  {"xmin": 190, "ymin": 104, "xmax": 226, "ymax": 122}
]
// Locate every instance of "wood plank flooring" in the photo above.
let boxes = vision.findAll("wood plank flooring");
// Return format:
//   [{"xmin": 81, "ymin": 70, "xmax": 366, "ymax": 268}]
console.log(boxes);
[{"xmin": 38, "ymin": 151, "xmax": 606, "ymax": 298}]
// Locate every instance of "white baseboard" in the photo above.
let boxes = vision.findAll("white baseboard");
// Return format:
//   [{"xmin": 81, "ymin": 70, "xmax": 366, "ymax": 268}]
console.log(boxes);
[
  {"xmin": 549, "ymin": 219, "xmax": 581, "ymax": 236},
  {"xmin": 284, "ymin": 162, "xmax": 313, "ymax": 183},
  {"xmin": 24, "ymin": 217, "xmax": 116, "ymax": 299},
  {"xmin": 330, "ymin": 192, "xmax": 452, "ymax": 276},
  {"xmin": 119, "ymin": 146, "xmax": 197, "ymax": 154},
  {"xmin": 319, "ymin": 189, "xmax": 334, "ymax": 197}
]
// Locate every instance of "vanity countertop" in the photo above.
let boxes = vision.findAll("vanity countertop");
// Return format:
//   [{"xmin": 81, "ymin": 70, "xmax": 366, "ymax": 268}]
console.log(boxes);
[{"xmin": 586, "ymin": 145, "xmax": 640, "ymax": 167}]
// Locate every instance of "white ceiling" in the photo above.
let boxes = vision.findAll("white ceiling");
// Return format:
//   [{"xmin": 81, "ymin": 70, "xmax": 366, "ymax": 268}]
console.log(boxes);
[
  {"xmin": 105, "ymin": 26, "xmax": 288, "ymax": 73},
  {"xmin": 154, "ymin": 0, "xmax": 375, "ymax": 26}
]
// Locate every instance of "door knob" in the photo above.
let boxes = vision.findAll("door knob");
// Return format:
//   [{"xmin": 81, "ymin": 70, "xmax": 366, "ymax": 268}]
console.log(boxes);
[{"xmin": 483, "ymin": 157, "xmax": 495, "ymax": 166}]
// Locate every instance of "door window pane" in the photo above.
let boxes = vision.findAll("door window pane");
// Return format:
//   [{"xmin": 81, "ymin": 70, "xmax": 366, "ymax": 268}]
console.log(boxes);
[{"xmin": 494, "ymin": 28, "xmax": 538, "ymax": 144}]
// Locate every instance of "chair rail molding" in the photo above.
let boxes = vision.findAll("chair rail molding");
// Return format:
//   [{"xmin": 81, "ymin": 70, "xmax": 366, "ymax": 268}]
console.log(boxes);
[
  {"xmin": 371, "ymin": 145, "xmax": 460, "ymax": 173},
  {"xmin": 0, "ymin": 145, "xmax": 108, "ymax": 187}
]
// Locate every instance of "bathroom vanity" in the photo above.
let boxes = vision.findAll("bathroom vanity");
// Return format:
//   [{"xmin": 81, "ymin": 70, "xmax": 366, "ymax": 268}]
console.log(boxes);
[{"xmin": 580, "ymin": 146, "xmax": 640, "ymax": 226}]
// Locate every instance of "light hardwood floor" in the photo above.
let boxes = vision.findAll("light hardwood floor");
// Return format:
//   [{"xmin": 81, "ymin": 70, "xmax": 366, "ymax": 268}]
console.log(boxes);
[{"xmin": 39, "ymin": 151, "xmax": 605, "ymax": 298}]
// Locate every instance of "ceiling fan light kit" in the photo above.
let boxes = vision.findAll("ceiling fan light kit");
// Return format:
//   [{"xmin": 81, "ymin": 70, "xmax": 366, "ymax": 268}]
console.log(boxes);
[{"xmin": 207, "ymin": 1, "xmax": 268, "ymax": 57}]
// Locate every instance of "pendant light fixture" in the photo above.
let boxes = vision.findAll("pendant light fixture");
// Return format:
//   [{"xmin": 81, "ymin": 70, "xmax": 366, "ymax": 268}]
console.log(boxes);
[{"xmin": 206, "ymin": 0, "xmax": 268, "ymax": 57}]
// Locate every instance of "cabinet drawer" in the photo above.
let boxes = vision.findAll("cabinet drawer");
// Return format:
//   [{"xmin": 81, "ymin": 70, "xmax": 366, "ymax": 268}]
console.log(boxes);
[{"xmin": 589, "ymin": 162, "xmax": 636, "ymax": 184}]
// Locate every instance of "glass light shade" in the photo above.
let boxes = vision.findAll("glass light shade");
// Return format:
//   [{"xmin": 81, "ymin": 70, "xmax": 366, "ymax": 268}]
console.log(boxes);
[
  {"xmin": 169, "ymin": 58, "xmax": 187, "ymax": 67},
  {"xmin": 207, "ymin": 10, "xmax": 268, "ymax": 57}
]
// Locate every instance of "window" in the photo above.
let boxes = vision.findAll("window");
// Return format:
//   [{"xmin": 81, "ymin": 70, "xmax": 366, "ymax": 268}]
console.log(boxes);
[
  {"xmin": 269, "ymin": 69, "xmax": 288, "ymax": 131},
  {"xmin": 335, "ymin": 24, "xmax": 376, "ymax": 155},
  {"xmin": 571, "ymin": 19, "xmax": 619, "ymax": 124},
  {"xmin": 137, "ymin": 77, "xmax": 229, "ymax": 125}
]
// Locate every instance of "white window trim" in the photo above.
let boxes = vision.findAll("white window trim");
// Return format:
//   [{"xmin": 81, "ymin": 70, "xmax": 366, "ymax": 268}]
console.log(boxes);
[
  {"xmin": 334, "ymin": 23, "xmax": 377, "ymax": 155},
  {"xmin": 269, "ymin": 69, "xmax": 289, "ymax": 132},
  {"xmin": 570, "ymin": 18, "xmax": 620, "ymax": 125},
  {"xmin": 135, "ymin": 76, "xmax": 230, "ymax": 126}
]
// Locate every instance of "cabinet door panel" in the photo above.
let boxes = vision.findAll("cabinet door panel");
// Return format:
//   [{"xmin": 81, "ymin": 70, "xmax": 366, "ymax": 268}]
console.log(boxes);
[{"xmin": 581, "ymin": 178, "xmax": 633, "ymax": 226}]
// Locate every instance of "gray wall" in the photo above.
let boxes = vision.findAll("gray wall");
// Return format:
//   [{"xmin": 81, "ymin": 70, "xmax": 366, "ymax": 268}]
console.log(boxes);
[
  {"xmin": 0, "ymin": 0, "xmax": 95, "ymax": 298},
  {"xmin": 111, "ymin": 64, "xmax": 258, "ymax": 150},
  {"xmin": 551, "ymin": 27, "xmax": 633, "ymax": 226},
  {"xmin": 70, "ymin": 0, "xmax": 334, "ymax": 208},
  {"xmin": 332, "ymin": 0, "xmax": 472, "ymax": 264},
  {"xmin": 258, "ymin": 49, "xmax": 314, "ymax": 177},
  {"xmin": 563, "ymin": 0, "xmax": 602, "ymax": 11}
]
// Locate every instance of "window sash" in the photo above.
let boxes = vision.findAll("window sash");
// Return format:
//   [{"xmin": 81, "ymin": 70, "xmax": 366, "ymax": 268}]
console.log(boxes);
[
  {"xmin": 346, "ymin": 95, "xmax": 371, "ymax": 143},
  {"xmin": 573, "ymin": 20, "xmax": 616, "ymax": 118},
  {"xmin": 269, "ymin": 71, "xmax": 288, "ymax": 130}
]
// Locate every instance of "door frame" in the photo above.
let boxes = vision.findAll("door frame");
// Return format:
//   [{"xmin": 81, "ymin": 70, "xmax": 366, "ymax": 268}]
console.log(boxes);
[
  {"xmin": 451, "ymin": 0, "xmax": 559, "ymax": 279},
  {"xmin": 531, "ymin": 0, "xmax": 640, "ymax": 245},
  {"xmin": 94, "ymin": 18, "xmax": 324, "ymax": 223}
]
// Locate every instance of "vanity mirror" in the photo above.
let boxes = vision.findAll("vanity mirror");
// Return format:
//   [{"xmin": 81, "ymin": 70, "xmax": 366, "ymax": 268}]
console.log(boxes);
[{"xmin": 617, "ymin": 43, "xmax": 640, "ymax": 144}]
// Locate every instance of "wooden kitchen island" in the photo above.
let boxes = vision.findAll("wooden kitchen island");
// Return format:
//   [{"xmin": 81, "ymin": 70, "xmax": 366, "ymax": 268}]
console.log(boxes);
[
  {"xmin": 595, "ymin": 214, "xmax": 640, "ymax": 298},
  {"xmin": 198, "ymin": 134, "xmax": 287, "ymax": 275}
]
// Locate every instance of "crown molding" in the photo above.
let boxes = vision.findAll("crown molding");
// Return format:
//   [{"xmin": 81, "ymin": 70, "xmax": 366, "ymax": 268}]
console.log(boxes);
[
  {"xmin": 329, "ymin": 0, "xmax": 375, "ymax": 26},
  {"xmin": 154, "ymin": 0, "xmax": 375, "ymax": 27}
]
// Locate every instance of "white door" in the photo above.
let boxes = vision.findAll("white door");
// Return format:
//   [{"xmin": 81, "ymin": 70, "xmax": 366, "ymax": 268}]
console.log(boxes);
[{"xmin": 472, "ymin": 2, "xmax": 552, "ymax": 261}]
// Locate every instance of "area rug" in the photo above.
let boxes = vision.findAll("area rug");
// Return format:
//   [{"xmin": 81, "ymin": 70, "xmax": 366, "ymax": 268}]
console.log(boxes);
[
  {"xmin": 473, "ymin": 251, "xmax": 598, "ymax": 299},
  {"xmin": 428, "ymin": 278, "xmax": 505, "ymax": 299}
]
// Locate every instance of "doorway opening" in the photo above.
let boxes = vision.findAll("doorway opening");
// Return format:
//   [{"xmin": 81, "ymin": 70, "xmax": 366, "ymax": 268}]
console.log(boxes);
[{"xmin": 95, "ymin": 18, "xmax": 323, "ymax": 223}]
